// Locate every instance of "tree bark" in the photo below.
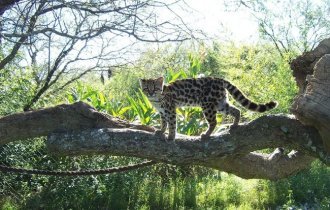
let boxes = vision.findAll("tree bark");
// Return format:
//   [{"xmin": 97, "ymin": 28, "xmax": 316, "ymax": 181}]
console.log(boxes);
[
  {"xmin": 291, "ymin": 38, "xmax": 330, "ymax": 152},
  {"xmin": 0, "ymin": 102, "xmax": 154, "ymax": 145},
  {"xmin": 46, "ymin": 114, "xmax": 323, "ymax": 180}
]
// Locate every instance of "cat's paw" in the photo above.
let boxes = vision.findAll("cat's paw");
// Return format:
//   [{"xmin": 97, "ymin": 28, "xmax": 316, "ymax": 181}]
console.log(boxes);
[
  {"xmin": 154, "ymin": 130, "xmax": 164, "ymax": 135},
  {"xmin": 166, "ymin": 135, "xmax": 175, "ymax": 142},
  {"xmin": 154, "ymin": 130, "xmax": 166, "ymax": 141},
  {"xmin": 230, "ymin": 123, "xmax": 239, "ymax": 129},
  {"xmin": 200, "ymin": 133, "xmax": 210, "ymax": 141}
]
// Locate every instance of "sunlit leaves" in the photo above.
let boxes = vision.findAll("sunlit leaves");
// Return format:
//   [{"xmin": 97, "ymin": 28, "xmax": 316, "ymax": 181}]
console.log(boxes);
[{"xmin": 126, "ymin": 89, "xmax": 155, "ymax": 125}]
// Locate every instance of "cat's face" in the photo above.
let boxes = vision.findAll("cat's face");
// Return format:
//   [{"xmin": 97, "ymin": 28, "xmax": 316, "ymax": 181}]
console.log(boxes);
[{"xmin": 140, "ymin": 77, "xmax": 163, "ymax": 97}]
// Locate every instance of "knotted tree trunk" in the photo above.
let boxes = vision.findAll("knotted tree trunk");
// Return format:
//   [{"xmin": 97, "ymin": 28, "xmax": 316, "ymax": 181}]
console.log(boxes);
[
  {"xmin": 291, "ymin": 38, "xmax": 330, "ymax": 152},
  {"xmin": 1, "ymin": 38, "xmax": 330, "ymax": 180}
]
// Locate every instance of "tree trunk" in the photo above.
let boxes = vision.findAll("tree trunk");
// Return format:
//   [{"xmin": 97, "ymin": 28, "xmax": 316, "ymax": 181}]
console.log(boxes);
[{"xmin": 291, "ymin": 38, "xmax": 330, "ymax": 152}]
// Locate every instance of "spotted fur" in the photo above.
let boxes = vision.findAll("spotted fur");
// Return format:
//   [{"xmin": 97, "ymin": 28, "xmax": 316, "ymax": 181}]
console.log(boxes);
[{"xmin": 140, "ymin": 77, "xmax": 277, "ymax": 141}]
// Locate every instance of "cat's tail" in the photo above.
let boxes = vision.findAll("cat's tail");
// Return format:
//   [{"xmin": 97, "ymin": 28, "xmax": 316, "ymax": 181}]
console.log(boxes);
[{"xmin": 223, "ymin": 80, "xmax": 278, "ymax": 112}]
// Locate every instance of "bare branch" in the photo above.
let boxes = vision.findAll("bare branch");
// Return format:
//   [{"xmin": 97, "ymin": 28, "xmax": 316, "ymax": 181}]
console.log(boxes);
[
  {"xmin": 1, "ymin": 0, "xmax": 196, "ymax": 110},
  {"xmin": 23, "ymin": 38, "xmax": 78, "ymax": 111},
  {"xmin": 0, "ymin": 0, "xmax": 46, "ymax": 70}
]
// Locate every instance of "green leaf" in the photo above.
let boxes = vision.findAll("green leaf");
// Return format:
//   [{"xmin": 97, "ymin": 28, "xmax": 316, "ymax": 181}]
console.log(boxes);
[{"xmin": 98, "ymin": 92, "xmax": 106, "ymax": 107}]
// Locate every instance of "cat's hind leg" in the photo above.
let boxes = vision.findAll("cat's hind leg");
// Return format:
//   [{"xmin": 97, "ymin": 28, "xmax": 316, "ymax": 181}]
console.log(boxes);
[
  {"xmin": 201, "ymin": 104, "xmax": 217, "ymax": 140},
  {"xmin": 218, "ymin": 102, "xmax": 241, "ymax": 127}
]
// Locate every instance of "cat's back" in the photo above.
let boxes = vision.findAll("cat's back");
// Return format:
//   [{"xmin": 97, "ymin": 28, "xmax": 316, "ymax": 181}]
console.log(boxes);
[
  {"xmin": 164, "ymin": 77, "xmax": 226, "ymax": 106},
  {"xmin": 168, "ymin": 77, "xmax": 224, "ymax": 90}
]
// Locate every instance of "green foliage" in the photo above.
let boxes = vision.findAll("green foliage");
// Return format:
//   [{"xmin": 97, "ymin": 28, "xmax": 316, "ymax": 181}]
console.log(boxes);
[
  {"xmin": 0, "ymin": 64, "xmax": 67, "ymax": 115},
  {"xmin": 0, "ymin": 198, "xmax": 18, "ymax": 210},
  {"xmin": 164, "ymin": 53, "xmax": 206, "ymax": 82},
  {"xmin": 0, "ymin": 66, "xmax": 36, "ymax": 115},
  {"xmin": 176, "ymin": 107, "xmax": 207, "ymax": 136},
  {"xmin": 215, "ymin": 44, "xmax": 298, "ymax": 117},
  {"xmin": 164, "ymin": 68, "xmax": 187, "ymax": 83},
  {"xmin": 66, "ymin": 82, "xmax": 133, "ymax": 120},
  {"xmin": 126, "ymin": 90, "xmax": 156, "ymax": 125}
]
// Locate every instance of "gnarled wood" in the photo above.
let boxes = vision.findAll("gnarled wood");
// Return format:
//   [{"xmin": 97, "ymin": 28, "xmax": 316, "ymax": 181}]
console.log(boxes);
[{"xmin": 291, "ymin": 39, "xmax": 330, "ymax": 151}]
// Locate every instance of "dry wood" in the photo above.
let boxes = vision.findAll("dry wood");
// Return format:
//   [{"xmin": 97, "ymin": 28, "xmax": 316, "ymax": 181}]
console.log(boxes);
[{"xmin": 291, "ymin": 38, "xmax": 330, "ymax": 151}]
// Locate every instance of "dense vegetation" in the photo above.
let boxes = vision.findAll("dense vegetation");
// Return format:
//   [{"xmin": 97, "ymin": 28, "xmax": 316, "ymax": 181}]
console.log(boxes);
[{"xmin": 1, "ymin": 42, "xmax": 330, "ymax": 209}]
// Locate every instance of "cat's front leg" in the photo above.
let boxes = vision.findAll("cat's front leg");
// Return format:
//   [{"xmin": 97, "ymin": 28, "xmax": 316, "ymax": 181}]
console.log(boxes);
[
  {"xmin": 167, "ymin": 110, "xmax": 177, "ymax": 141},
  {"xmin": 154, "ymin": 114, "xmax": 167, "ymax": 140}
]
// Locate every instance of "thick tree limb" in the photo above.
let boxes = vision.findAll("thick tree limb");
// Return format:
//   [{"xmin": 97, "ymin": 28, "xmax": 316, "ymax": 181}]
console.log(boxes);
[
  {"xmin": 0, "ymin": 102, "xmax": 154, "ymax": 145},
  {"xmin": 45, "ymin": 114, "xmax": 324, "ymax": 180},
  {"xmin": 212, "ymin": 150, "xmax": 315, "ymax": 180},
  {"xmin": 0, "ymin": 102, "xmax": 325, "ymax": 180}
]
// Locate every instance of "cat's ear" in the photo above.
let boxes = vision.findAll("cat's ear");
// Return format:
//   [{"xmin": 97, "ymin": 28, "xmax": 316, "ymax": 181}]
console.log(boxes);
[{"xmin": 156, "ymin": 77, "xmax": 164, "ymax": 84}]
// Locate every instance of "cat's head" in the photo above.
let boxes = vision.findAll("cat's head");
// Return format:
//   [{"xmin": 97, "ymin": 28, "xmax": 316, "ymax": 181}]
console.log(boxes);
[{"xmin": 140, "ymin": 77, "xmax": 164, "ymax": 97}]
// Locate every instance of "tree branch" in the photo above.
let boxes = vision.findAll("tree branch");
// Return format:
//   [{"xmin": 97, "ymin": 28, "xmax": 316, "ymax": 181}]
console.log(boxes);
[
  {"xmin": 0, "ymin": 1, "xmax": 46, "ymax": 70},
  {"xmin": 0, "ymin": 102, "xmax": 326, "ymax": 180},
  {"xmin": 0, "ymin": 102, "xmax": 154, "ymax": 145}
]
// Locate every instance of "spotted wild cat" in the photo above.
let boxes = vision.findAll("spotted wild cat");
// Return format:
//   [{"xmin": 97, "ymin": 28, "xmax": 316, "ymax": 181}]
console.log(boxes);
[{"xmin": 140, "ymin": 77, "xmax": 277, "ymax": 141}]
